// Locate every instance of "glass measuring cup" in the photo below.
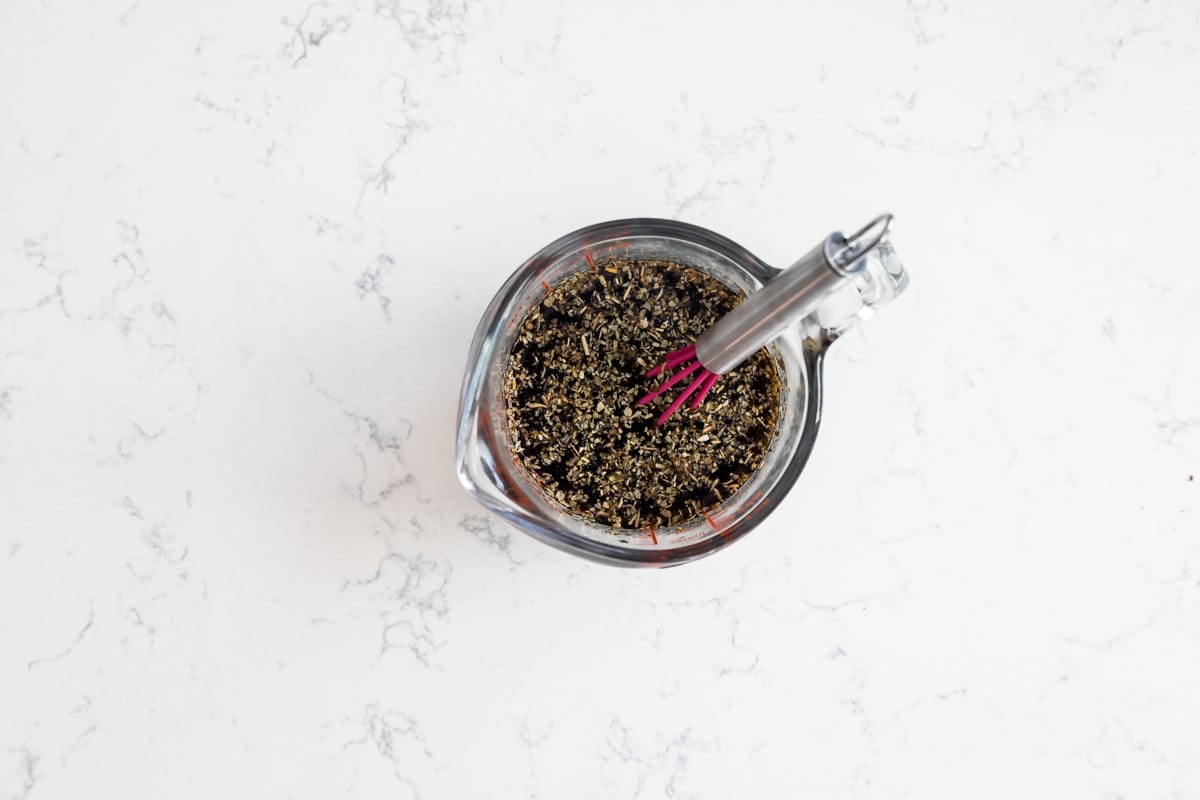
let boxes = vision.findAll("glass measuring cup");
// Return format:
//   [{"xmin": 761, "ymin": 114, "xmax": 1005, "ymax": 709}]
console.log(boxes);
[{"xmin": 456, "ymin": 218, "xmax": 908, "ymax": 567}]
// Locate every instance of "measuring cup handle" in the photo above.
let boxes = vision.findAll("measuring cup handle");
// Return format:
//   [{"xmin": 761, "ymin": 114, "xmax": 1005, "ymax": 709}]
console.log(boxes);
[{"xmin": 807, "ymin": 236, "xmax": 909, "ymax": 342}]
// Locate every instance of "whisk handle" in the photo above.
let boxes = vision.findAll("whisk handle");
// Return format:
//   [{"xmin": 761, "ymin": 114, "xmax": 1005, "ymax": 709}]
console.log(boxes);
[
  {"xmin": 694, "ymin": 236, "xmax": 846, "ymax": 374},
  {"xmin": 694, "ymin": 214, "xmax": 894, "ymax": 374}
]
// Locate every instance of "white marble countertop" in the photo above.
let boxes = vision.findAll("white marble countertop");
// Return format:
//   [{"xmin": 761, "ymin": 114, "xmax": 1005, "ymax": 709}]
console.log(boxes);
[{"xmin": 2, "ymin": 0, "xmax": 1198, "ymax": 797}]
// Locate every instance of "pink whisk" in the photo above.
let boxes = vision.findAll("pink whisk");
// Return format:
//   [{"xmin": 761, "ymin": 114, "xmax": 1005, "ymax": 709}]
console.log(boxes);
[
  {"xmin": 638, "ymin": 214, "xmax": 895, "ymax": 424},
  {"xmin": 637, "ymin": 344, "xmax": 721, "ymax": 426}
]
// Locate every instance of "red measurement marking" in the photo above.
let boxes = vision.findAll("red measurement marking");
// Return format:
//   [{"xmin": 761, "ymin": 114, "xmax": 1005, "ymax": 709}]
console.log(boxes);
[
  {"xmin": 702, "ymin": 511, "xmax": 718, "ymax": 531},
  {"xmin": 648, "ymin": 528, "xmax": 658, "ymax": 545},
  {"xmin": 737, "ymin": 491, "xmax": 770, "ymax": 524},
  {"xmin": 753, "ymin": 491, "xmax": 768, "ymax": 513},
  {"xmin": 540, "ymin": 280, "xmax": 552, "ymax": 293},
  {"xmin": 584, "ymin": 251, "xmax": 596, "ymax": 269}
]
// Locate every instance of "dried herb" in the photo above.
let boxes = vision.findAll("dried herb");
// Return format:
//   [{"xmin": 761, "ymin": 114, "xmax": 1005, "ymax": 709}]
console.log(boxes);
[{"xmin": 503, "ymin": 258, "xmax": 781, "ymax": 530}]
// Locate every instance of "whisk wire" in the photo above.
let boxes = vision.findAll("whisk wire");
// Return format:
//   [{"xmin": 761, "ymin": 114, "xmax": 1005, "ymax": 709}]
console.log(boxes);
[
  {"xmin": 638, "ymin": 344, "xmax": 720, "ymax": 425},
  {"xmin": 645, "ymin": 344, "xmax": 695, "ymax": 378}
]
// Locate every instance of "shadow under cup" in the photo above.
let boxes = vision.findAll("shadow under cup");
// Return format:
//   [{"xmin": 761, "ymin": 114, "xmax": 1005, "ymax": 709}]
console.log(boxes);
[{"xmin": 456, "ymin": 218, "xmax": 834, "ymax": 568}]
